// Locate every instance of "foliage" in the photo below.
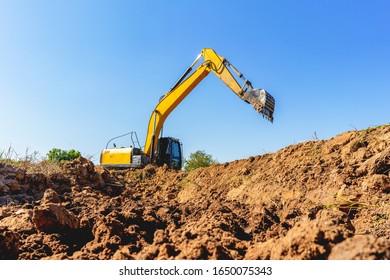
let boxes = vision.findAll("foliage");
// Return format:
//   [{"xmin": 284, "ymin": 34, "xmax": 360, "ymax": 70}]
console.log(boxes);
[
  {"xmin": 184, "ymin": 150, "xmax": 218, "ymax": 171},
  {"xmin": 47, "ymin": 148, "xmax": 81, "ymax": 162}
]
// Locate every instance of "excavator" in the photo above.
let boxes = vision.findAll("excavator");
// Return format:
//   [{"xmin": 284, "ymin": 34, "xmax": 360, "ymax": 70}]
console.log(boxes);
[{"xmin": 100, "ymin": 48, "xmax": 275, "ymax": 170}]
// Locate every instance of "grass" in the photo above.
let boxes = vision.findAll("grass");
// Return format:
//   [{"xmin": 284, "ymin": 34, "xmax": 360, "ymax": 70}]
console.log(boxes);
[{"xmin": 0, "ymin": 146, "xmax": 62, "ymax": 175}]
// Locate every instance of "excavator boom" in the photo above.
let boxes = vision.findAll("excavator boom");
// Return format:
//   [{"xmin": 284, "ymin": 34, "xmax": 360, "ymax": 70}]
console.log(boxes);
[
  {"xmin": 143, "ymin": 63, "xmax": 211, "ymax": 157},
  {"xmin": 144, "ymin": 48, "xmax": 275, "ymax": 158}
]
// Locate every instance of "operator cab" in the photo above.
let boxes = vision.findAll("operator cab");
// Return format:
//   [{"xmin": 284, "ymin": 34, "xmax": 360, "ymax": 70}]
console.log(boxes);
[{"xmin": 155, "ymin": 137, "xmax": 182, "ymax": 170}]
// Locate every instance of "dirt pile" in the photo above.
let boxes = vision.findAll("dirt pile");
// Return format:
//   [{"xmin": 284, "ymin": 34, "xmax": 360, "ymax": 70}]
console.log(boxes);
[{"xmin": 0, "ymin": 125, "xmax": 389, "ymax": 260}]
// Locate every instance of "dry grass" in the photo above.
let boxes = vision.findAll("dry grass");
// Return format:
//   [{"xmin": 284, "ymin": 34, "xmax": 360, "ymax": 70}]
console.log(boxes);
[{"xmin": 0, "ymin": 146, "xmax": 62, "ymax": 175}]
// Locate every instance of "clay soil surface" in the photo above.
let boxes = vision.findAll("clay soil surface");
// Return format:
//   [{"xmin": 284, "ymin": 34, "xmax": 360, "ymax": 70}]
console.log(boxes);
[{"xmin": 1, "ymin": 125, "xmax": 389, "ymax": 260}]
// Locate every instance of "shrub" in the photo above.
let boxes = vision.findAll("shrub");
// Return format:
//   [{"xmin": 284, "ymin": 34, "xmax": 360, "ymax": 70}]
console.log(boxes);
[
  {"xmin": 47, "ymin": 148, "xmax": 81, "ymax": 162},
  {"xmin": 184, "ymin": 150, "xmax": 218, "ymax": 171}
]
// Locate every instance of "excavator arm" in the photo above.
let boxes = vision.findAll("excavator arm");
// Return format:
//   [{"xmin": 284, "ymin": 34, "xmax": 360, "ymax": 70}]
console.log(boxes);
[{"xmin": 144, "ymin": 48, "xmax": 275, "ymax": 158}]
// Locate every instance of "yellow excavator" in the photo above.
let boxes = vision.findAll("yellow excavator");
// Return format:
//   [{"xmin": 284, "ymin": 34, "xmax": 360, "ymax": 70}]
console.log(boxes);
[{"xmin": 100, "ymin": 48, "xmax": 275, "ymax": 170}]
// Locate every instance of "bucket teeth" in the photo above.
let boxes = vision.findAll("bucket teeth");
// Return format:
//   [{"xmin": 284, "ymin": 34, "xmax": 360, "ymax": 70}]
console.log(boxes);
[{"xmin": 242, "ymin": 89, "xmax": 275, "ymax": 123}]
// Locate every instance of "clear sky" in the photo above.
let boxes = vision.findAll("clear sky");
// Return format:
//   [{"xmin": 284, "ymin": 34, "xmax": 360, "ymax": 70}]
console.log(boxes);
[{"xmin": 1, "ymin": 0, "xmax": 389, "ymax": 164}]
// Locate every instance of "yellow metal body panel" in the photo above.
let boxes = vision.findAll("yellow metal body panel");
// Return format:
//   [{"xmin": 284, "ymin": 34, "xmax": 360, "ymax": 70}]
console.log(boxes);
[{"xmin": 100, "ymin": 147, "xmax": 132, "ymax": 165}]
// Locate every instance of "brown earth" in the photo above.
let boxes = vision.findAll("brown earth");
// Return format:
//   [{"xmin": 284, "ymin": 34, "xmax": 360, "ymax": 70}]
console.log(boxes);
[{"xmin": 0, "ymin": 125, "xmax": 389, "ymax": 260}]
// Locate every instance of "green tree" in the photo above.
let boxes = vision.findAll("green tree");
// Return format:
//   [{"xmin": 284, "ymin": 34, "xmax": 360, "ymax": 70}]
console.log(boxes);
[
  {"xmin": 184, "ymin": 150, "xmax": 218, "ymax": 171},
  {"xmin": 47, "ymin": 148, "xmax": 81, "ymax": 162}
]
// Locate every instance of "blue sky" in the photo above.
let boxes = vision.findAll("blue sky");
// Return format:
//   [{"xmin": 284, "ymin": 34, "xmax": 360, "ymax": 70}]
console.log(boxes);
[{"xmin": 1, "ymin": 0, "xmax": 389, "ymax": 164}]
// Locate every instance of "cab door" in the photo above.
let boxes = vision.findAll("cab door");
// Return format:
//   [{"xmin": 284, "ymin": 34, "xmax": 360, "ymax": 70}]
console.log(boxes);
[
  {"xmin": 169, "ymin": 139, "xmax": 182, "ymax": 170},
  {"xmin": 156, "ymin": 137, "xmax": 182, "ymax": 170}
]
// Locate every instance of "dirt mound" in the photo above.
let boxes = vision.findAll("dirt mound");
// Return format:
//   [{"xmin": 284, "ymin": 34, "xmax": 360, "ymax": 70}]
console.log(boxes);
[{"xmin": 0, "ymin": 125, "xmax": 389, "ymax": 259}]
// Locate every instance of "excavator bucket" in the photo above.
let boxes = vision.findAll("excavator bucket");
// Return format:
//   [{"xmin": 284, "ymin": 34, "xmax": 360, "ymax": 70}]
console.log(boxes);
[{"xmin": 242, "ymin": 88, "xmax": 275, "ymax": 122}]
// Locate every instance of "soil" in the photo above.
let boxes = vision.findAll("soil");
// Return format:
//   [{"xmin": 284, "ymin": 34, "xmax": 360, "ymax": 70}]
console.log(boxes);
[{"xmin": 0, "ymin": 125, "xmax": 389, "ymax": 260}]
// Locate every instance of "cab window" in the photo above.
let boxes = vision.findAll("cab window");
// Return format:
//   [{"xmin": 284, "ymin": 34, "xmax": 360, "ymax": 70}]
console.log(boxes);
[{"xmin": 170, "ymin": 141, "xmax": 181, "ymax": 167}]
